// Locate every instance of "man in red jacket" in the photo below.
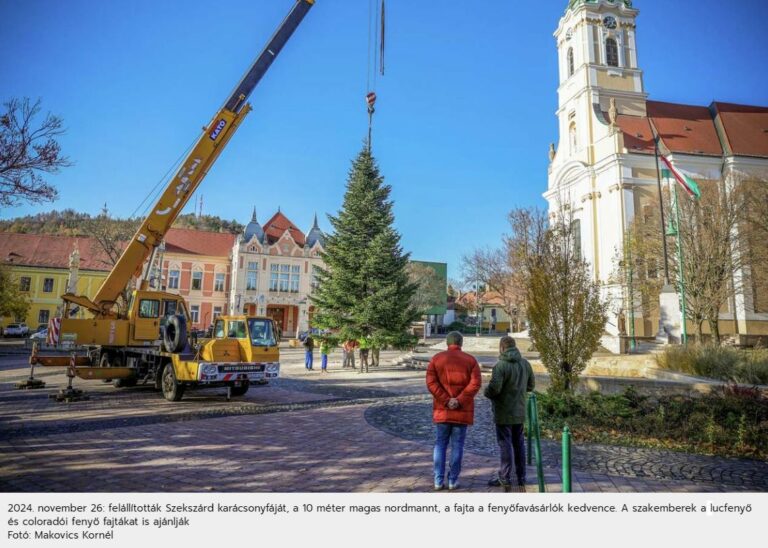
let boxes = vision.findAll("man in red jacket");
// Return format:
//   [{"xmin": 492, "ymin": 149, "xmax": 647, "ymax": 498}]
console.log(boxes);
[{"xmin": 426, "ymin": 331, "xmax": 482, "ymax": 491}]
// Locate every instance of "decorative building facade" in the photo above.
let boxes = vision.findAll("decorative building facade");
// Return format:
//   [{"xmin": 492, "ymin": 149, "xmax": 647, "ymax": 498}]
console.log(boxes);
[
  {"xmin": 159, "ymin": 228, "xmax": 236, "ymax": 330},
  {"xmin": 229, "ymin": 209, "xmax": 325, "ymax": 337},
  {"xmin": 546, "ymin": 0, "xmax": 768, "ymax": 348}
]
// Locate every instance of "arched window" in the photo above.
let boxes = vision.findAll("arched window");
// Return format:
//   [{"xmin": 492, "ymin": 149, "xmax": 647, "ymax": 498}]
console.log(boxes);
[
  {"xmin": 605, "ymin": 37, "xmax": 619, "ymax": 67},
  {"xmin": 567, "ymin": 47, "xmax": 574, "ymax": 77},
  {"xmin": 571, "ymin": 219, "xmax": 582, "ymax": 260},
  {"xmin": 569, "ymin": 122, "xmax": 577, "ymax": 155}
]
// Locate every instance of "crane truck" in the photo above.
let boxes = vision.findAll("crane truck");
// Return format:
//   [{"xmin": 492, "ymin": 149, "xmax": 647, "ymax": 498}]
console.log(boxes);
[{"xmin": 31, "ymin": 0, "xmax": 316, "ymax": 402}]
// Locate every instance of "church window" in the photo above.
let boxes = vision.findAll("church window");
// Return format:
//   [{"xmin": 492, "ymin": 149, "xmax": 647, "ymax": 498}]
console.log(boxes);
[
  {"xmin": 606, "ymin": 37, "xmax": 619, "ymax": 67},
  {"xmin": 567, "ymin": 47, "xmax": 574, "ymax": 77},
  {"xmin": 569, "ymin": 122, "xmax": 577, "ymax": 154},
  {"xmin": 571, "ymin": 219, "xmax": 582, "ymax": 260}
]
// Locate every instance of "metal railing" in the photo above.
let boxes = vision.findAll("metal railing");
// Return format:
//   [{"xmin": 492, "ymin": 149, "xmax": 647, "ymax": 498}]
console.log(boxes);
[{"xmin": 526, "ymin": 393, "xmax": 546, "ymax": 492}]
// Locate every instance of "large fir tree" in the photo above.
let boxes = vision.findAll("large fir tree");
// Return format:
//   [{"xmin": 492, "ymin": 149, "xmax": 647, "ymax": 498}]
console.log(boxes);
[{"xmin": 311, "ymin": 146, "xmax": 418, "ymax": 349}]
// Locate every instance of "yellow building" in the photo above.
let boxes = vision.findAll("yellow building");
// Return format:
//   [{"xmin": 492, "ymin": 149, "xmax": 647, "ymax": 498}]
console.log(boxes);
[{"xmin": 0, "ymin": 233, "xmax": 110, "ymax": 330}]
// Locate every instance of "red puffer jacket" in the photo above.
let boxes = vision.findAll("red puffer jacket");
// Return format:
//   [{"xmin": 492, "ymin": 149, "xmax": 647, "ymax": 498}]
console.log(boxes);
[{"xmin": 426, "ymin": 345, "xmax": 482, "ymax": 425}]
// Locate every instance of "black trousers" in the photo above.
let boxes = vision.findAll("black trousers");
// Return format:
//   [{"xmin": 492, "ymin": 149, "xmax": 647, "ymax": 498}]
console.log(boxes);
[{"xmin": 496, "ymin": 424, "xmax": 526, "ymax": 484}]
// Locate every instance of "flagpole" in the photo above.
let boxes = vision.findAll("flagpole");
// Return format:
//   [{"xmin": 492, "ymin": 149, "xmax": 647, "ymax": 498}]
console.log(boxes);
[
  {"xmin": 653, "ymin": 134, "xmax": 671, "ymax": 285},
  {"xmin": 670, "ymin": 175, "xmax": 689, "ymax": 345}
]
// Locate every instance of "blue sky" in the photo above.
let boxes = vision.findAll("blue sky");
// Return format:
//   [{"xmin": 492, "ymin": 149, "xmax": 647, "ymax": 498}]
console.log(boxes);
[{"xmin": 1, "ymin": 0, "xmax": 767, "ymax": 280}]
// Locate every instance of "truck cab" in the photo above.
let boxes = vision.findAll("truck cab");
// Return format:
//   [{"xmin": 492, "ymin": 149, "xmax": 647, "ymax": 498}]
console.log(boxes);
[{"xmin": 165, "ymin": 315, "xmax": 280, "ymax": 401}]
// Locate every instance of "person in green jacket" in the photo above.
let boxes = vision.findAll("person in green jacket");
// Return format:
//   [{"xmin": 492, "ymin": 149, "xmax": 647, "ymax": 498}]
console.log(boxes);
[
  {"xmin": 484, "ymin": 336, "xmax": 535, "ymax": 491},
  {"xmin": 319, "ymin": 337, "xmax": 332, "ymax": 374}
]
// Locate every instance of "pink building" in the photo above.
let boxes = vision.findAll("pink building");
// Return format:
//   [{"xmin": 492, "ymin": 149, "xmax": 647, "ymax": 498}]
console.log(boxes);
[{"xmin": 161, "ymin": 229, "xmax": 236, "ymax": 330}]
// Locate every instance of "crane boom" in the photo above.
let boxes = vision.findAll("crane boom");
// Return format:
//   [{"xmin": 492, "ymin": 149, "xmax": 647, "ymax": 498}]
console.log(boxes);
[{"xmin": 68, "ymin": 0, "xmax": 315, "ymax": 315}]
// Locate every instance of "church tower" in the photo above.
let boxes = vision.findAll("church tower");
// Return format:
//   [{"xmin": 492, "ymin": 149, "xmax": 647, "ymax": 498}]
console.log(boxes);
[
  {"xmin": 546, "ymin": 0, "xmax": 649, "ymax": 345},
  {"xmin": 551, "ymin": 0, "xmax": 646, "ymax": 171}
]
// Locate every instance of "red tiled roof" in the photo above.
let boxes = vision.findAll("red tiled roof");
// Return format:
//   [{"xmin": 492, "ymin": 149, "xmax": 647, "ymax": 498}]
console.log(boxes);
[
  {"xmin": 617, "ymin": 114, "xmax": 655, "ymax": 154},
  {"xmin": 712, "ymin": 102, "xmax": 768, "ymax": 158},
  {"xmin": 164, "ymin": 228, "xmax": 235, "ymax": 257},
  {"xmin": 0, "ymin": 233, "xmax": 113, "ymax": 271},
  {"xmin": 263, "ymin": 211, "xmax": 306, "ymax": 246},
  {"xmin": 647, "ymin": 100, "xmax": 723, "ymax": 156},
  {"xmin": 618, "ymin": 100, "xmax": 768, "ymax": 157}
]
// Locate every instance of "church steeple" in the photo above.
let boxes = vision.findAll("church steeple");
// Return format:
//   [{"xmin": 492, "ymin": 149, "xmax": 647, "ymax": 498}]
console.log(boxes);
[{"xmin": 553, "ymin": 0, "xmax": 646, "ymax": 167}]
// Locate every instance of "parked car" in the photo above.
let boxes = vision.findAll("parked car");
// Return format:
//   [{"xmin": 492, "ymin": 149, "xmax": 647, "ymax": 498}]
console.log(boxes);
[
  {"xmin": 3, "ymin": 323, "xmax": 30, "ymax": 337},
  {"xmin": 29, "ymin": 328, "xmax": 48, "ymax": 341}
]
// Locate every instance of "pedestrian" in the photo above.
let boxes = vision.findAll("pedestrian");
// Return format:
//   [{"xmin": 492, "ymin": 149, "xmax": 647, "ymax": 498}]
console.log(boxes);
[
  {"xmin": 484, "ymin": 336, "xmax": 535, "ymax": 492},
  {"xmin": 371, "ymin": 342, "xmax": 380, "ymax": 367},
  {"xmin": 425, "ymin": 331, "xmax": 482, "ymax": 491},
  {"xmin": 358, "ymin": 336, "xmax": 370, "ymax": 373},
  {"xmin": 303, "ymin": 334, "xmax": 314, "ymax": 370},
  {"xmin": 320, "ymin": 337, "xmax": 331, "ymax": 374},
  {"xmin": 342, "ymin": 339, "xmax": 357, "ymax": 369}
]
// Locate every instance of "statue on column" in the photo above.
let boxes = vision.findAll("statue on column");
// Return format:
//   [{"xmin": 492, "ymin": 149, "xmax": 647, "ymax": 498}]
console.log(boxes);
[
  {"xmin": 608, "ymin": 98, "xmax": 619, "ymax": 134},
  {"xmin": 67, "ymin": 242, "xmax": 80, "ymax": 294}
]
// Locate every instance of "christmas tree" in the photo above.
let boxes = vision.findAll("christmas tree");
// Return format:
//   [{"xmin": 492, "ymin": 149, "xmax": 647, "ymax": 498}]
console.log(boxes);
[{"xmin": 311, "ymin": 146, "xmax": 418, "ymax": 351}]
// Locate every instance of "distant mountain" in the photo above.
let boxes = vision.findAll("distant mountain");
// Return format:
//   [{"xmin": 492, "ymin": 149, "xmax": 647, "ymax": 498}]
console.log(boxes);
[{"xmin": 0, "ymin": 210, "xmax": 244, "ymax": 236}]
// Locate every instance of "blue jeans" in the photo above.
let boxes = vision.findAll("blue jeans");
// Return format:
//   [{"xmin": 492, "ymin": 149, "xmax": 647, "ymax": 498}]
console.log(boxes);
[
  {"xmin": 433, "ymin": 423, "xmax": 468, "ymax": 487},
  {"xmin": 321, "ymin": 354, "xmax": 328, "ymax": 370},
  {"xmin": 305, "ymin": 350, "xmax": 313, "ymax": 369}
]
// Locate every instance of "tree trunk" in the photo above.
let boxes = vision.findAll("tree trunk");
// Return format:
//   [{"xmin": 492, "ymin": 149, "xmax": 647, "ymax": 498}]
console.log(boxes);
[
  {"xmin": 695, "ymin": 321, "xmax": 704, "ymax": 345},
  {"xmin": 708, "ymin": 317, "xmax": 721, "ymax": 346}
]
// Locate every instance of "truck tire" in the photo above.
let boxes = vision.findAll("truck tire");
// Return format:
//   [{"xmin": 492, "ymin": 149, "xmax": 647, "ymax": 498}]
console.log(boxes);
[
  {"xmin": 230, "ymin": 382, "xmax": 249, "ymax": 397},
  {"xmin": 163, "ymin": 315, "xmax": 188, "ymax": 353},
  {"xmin": 161, "ymin": 363, "xmax": 184, "ymax": 402}
]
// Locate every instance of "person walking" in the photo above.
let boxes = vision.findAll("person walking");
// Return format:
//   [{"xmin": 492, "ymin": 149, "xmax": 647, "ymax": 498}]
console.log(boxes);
[
  {"xmin": 370, "ymin": 338, "xmax": 381, "ymax": 367},
  {"xmin": 320, "ymin": 337, "xmax": 331, "ymax": 374},
  {"xmin": 342, "ymin": 339, "xmax": 357, "ymax": 369},
  {"xmin": 484, "ymin": 336, "xmax": 535, "ymax": 492},
  {"xmin": 303, "ymin": 334, "xmax": 315, "ymax": 371},
  {"xmin": 426, "ymin": 331, "xmax": 482, "ymax": 491},
  {"xmin": 358, "ymin": 336, "xmax": 370, "ymax": 374}
]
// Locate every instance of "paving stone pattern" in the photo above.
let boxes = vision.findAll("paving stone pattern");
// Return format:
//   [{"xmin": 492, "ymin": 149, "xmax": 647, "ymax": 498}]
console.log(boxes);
[
  {"xmin": 1, "ymin": 351, "xmax": 765, "ymax": 492},
  {"xmin": 366, "ymin": 399, "xmax": 768, "ymax": 491}
]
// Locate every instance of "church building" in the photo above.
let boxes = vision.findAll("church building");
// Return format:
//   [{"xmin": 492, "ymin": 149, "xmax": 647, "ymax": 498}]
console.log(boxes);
[{"xmin": 545, "ymin": 0, "xmax": 768, "ymax": 348}]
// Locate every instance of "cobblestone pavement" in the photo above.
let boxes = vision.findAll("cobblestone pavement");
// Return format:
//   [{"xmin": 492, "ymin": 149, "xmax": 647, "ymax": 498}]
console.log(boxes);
[
  {"xmin": 365, "ymin": 399, "xmax": 768, "ymax": 491},
  {"xmin": 0, "ymin": 350, "xmax": 765, "ymax": 492}
]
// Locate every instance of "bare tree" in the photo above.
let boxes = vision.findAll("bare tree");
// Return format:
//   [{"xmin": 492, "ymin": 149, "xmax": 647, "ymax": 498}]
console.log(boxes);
[
  {"xmin": 0, "ymin": 98, "xmax": 71, "ymax": 207},
  {"xmin": 406, "ymin": 262, "xmax": 445, "ymax": 316},
  {"xmin": 460, "ymin": 247, "xmax": 526, "ymax": 332},
  {"xmin": 86, "ymin": 205, "xmax": 139, "ymax": 309},
  {"xmin": 616, "ymin": 172, "xmax": 768, "ymax": 345},
  {"xmin": 609, "ymin": 207, "xmax": 666, "ymax": 335}
]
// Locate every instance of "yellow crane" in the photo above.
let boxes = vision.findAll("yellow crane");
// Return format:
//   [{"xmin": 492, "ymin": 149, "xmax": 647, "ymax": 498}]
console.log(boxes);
[{"xmin": 33, "ymin": 0, "xmax": 316, "ymax": 402}]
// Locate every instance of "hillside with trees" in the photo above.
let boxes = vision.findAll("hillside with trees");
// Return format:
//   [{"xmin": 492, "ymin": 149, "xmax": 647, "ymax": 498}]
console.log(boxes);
[{"xmin": 0, "ymin": 209, "xmax": 244, "ymax": 236}]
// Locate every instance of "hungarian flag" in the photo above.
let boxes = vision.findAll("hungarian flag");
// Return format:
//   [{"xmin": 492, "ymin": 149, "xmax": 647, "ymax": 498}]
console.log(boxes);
[{"xmin": 660, "ymin": 155, "xmax": 701, "ymax": 199}]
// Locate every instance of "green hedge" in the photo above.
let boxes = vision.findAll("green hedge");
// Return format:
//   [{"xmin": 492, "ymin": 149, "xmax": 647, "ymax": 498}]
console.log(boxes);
[{"xmin": 536, "ymin": 386, "xmax": 768, "ymax": 459}]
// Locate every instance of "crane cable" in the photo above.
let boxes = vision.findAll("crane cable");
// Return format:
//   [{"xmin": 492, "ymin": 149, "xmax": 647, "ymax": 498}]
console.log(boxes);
[{"xmin": 365, "ymin": 0, "xmax": 385, "ymax": 151}]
